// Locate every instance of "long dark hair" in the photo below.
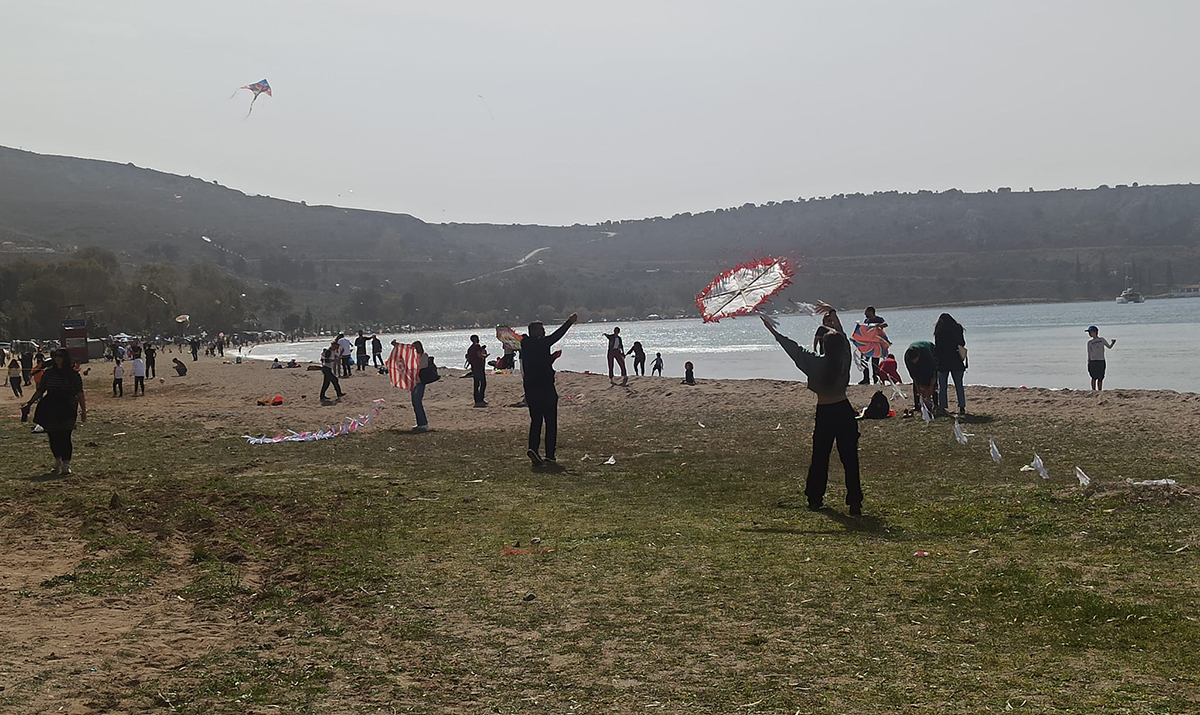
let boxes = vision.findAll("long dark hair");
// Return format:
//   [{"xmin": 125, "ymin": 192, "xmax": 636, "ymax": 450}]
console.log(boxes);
[
  {"xmin": 934, "ymin": 313, "xmax": 963, "ymax": 342},
  {"xmin": 50, "ymin": 348, "xmax": 74, "ymax": 371},
  {"xmin": 819, "ymin": 331, "xmax": 852, "ymax": 390}
]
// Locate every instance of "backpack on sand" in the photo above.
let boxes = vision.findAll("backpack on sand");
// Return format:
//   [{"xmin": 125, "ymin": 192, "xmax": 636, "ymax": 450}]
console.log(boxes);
[{"xmin": 860, "ymin": 390, "xmax": 891, "ymax": 420}]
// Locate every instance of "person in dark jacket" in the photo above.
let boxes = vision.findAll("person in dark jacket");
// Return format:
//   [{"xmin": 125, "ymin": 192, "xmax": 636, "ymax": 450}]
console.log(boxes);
[
  {"xmin": 904, "ymin": 340, "xmax": 937, "ymax": 414},
  {"xmin": 521, "ymin": 313, "xmax": 578, "ymax": 466},
  {"xmin": 933, "ymin": 313, "xmax": 967, "ymax": 414},
  {"xmin": 762, "ymin": 313, "xmax": 863, "ymax": 516},
  {"xmin": 23, "ymin": 348, "xmax": 87, "ymax": 475},
  {"xmin": 466, "ymin": 335, "xmax": 488, "ymax": 406}
]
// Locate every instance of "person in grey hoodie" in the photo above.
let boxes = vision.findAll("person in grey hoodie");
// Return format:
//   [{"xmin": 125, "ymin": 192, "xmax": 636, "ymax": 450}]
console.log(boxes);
[{"xmin": 762, "ymin": 313, "xmax": 862, "ymax": 516}]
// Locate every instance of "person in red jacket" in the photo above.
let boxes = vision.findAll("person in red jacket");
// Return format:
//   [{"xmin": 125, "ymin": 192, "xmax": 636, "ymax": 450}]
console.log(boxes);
[{"xmin": 877, "ymin": 352, "xmax": 903, "ymax": 384}]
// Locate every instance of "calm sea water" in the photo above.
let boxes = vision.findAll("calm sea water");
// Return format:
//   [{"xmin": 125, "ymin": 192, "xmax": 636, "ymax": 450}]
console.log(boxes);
[{"xmin": 248, "ymin": 300, "xmax": 1200, "ymax": 393}]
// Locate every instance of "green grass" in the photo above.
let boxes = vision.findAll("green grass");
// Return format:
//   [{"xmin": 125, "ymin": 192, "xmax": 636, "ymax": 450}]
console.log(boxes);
[{"xmin": 1, "ymin": 405, "xmax": 1197, "ymax": 713}]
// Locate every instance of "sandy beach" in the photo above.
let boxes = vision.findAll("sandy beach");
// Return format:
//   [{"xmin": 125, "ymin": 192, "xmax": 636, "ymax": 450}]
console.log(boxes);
[
  {"xmin": 74, "ymin": 353, "xmax": 1200, "ymax": 444},
  {"xmin": 3, "ymin": 353, "xmax": 1198, "ymax": 713}
]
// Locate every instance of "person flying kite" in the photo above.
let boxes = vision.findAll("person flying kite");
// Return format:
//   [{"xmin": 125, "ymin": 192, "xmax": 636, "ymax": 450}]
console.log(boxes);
[{"xmin": 234, "ymin": 79, "xmax": 272, "ymax": 116}]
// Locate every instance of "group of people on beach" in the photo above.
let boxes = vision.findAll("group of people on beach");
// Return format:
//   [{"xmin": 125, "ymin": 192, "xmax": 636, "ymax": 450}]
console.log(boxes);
[
  {"xmin": 13, "ymin": 301, "xmax": 1120, "ymax": 508},
  {"xmin": 602, "ymin": 327, "xmax": 667, "ymax": 384}
]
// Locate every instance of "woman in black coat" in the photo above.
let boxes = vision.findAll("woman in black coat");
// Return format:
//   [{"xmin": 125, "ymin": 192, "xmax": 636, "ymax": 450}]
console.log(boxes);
[
  {"xmin": 23, "ymin": 348, "xmax": 87, "ymax": 475},
  {"xmin": 933, "ymin": 313, "xmax": 967, "ymax": 414}
]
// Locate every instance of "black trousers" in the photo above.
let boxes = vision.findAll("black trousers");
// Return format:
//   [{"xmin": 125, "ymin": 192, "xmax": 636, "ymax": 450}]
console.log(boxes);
[
  {"xmin": 357, "ymin": 353, "xmax": 368, "ymax": 371},
  {"xmin": 320, "ymin": 367, "xmax": 343, "ymax": 399},
  {"xmin": 48, "ymin": 429, "xmax": 73, "ymax": 461},
  {"xmin": 806, "ymin": 400, "xmax": 863, "ymax": 507},
  {"xmin": 341, "ymin": 356, "xmax": 352, "ymax": 377},
  {"xmin": 113, "ymin": 378, "xmax": 123, "ymax": 396},
  {"xmin": 472, "ymin": 368, "xmax": 487, "ymax": 403},
  {"xmin": 9, "ymin": 377, "xmax": 22, "ymax": 397},
  {"xmin": 134, "ymin": 376, "xmax": 145, "ymax": 395},
  {"xmin": 526, "ymin": 390, "xmax": 558, "ymax": 458},
  {"xmin": 633, "ymin": 357, "xmax": 646, "ymax": 376},
  {"xmin": 146, "ymin": 359, "xmax": 156, "ymax": 378}
]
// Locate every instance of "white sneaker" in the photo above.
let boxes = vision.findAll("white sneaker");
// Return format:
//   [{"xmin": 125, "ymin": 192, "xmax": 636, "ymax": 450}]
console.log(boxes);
[{"xmin": 60, "ymin": 462, "xmax": 72, "ymax": 475}]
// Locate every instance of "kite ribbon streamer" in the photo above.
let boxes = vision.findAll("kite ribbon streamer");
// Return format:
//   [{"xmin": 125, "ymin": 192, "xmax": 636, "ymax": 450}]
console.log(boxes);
[{"xmin": 243, "ymin": 400, "xmax": 384, "ymax": 445}]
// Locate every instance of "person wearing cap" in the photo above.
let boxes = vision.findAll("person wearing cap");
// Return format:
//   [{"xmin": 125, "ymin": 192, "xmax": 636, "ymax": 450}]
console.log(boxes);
[{"xmin": 1086, "ymin": 326, "xmax": 1116, "ymax": 391}]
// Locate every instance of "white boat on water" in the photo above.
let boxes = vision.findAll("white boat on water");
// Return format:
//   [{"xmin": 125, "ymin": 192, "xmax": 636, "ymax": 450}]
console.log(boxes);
[{"xmin": 1116, "ymin": 278, "xmax": 1145, "ymax": 304}]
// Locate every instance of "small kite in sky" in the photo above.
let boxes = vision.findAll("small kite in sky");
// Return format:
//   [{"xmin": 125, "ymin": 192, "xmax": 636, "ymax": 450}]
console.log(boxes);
[
  {"xmin": 696, "ymin": 256, "xmax": 795, "ymax": 323},
  {"xmin": 234, "ymin": 79, "xmax": 272, "ymax": 116}
]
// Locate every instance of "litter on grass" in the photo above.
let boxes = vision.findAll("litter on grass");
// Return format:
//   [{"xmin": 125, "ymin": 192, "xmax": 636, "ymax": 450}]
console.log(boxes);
[
  {"xmin": 990, "ymin": 437, "xmax": 1002, "ymax": 462},
  {"xmin": 1127, "ymin": 478, "xmax": 1177, "ymax": 487},
  {"xmin": 1075, "ymin": 466, "xmax": 1092, "ymax": 487},
  {"xmin": 603, "ymin": 456, "xmax": 616, "ymax": 465}
]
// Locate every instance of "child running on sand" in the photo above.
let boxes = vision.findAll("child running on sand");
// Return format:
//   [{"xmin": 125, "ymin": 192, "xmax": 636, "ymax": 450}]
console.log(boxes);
[
  {"xmin": 762, "ymin": 312, "xmax": 863, "ymax": 516},
  {"xmin": 651, "ymin": 353, "xmax": 664, "ymax": 377}
]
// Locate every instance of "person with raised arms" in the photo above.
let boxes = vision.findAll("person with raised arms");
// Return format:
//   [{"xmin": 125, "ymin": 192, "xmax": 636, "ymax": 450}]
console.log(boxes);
[
  {"xmin": 521, "ymin": 313, "xmax": 578, "ymax": 467},
  {"xmin": 762, "ymin": 311, "xmax": 863, "ymax": 516}
]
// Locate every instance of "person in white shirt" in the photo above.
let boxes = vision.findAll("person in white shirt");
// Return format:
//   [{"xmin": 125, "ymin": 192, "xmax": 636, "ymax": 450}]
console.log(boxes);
[
  {"xmin": 337, "ymin": 333, "xmax": 354, "ymax": 378},
  {"xmin": 1085, "ymin": 325, "xmax": 1116, "ymax": 391},
  {"xmin": 112, "ymin": 359, "xmax": 124, "ymax": 397},
  {"xmin": 131, "ymin": 356, "xmax": 147, "ymax": 396}
]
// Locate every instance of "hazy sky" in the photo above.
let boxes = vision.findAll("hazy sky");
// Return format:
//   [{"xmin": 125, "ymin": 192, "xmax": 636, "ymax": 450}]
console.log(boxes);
[{"xmin": 3, "ymin": 1, "xmax": 1199, "ymax": 225}]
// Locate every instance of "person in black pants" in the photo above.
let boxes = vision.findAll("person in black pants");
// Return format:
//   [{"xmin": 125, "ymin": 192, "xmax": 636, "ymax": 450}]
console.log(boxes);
[
  {"xmin": 466, "ymin": 335, "xmax": 488, "ymax": 406},
  {"xmin": 320, "ymin": 340, "xmax": 345, "ymax": 401},
  {"xmin": 24, "ymin": 348, "xmax": 87, "ymax": 475},
  {"xmin": 627, "ymin": 341, "xmax": 646, "ymax": 376},
  {"xmin": 20, "ymin": 351, "xmax": 33, "ymax": 385},
  {"xmin": 860, "ymin": 306, "xmax": 886, "ymax": 384},
  {"xmin": 520, "ymin": 313, "xmax": 578, "ymax": 466},
  {"xmin": 761, "ymin": 312, "xmax": 862, "ymax": 516},
  {"xmin": 144, "ymin": 344, "xmax": 157, "ymax": 378},
  {"xmin": 355, "ymin": 331, "xmax": 369, "ymax": 371}
]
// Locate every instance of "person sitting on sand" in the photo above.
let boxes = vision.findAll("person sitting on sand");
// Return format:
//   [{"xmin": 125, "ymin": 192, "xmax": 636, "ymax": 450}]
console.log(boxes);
[
  {"xmin": 286, "ymin": 359, "xmax": 300, "ymax": 368},
  {"xmin": 172, "ymin": 357, "xmax": 188, "ymax": 376},
  {"xmin": 681, "ymin": 361, "xmax": 696, "ymax": 385},
  {"xmin": 651, "ymin": 352, "xmax": 664, "ymax": 377},
  {"xmin": 761, "ymin": 312, "xmax": 863, "ymax": 516},
  {"xmin": 903, "ymin": 341, "xmax": 937, "ymax": 414},
  {"xmin": 271, "ymin": 358, "xmax": 283, "ymax": 369},
  {"xmin": 877, "ymin": 352, "xmax": 903, "ymax": 384}
]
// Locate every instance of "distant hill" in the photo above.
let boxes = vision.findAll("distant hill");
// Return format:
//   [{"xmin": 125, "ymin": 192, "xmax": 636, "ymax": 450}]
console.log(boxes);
[{"xmin": 3, "ymin": 145, "xmax": 1199, "ymax": 332}]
